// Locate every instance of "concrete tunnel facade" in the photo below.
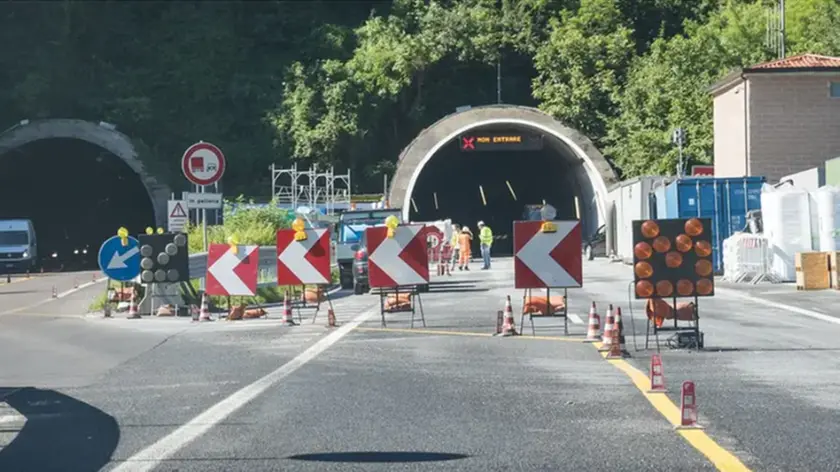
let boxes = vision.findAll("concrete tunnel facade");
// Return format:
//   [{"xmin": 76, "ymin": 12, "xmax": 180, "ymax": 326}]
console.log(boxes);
[
  {"xmin": 388, "ymin": 105, "xmax": 620, "ymax": 239},
  {"xmin": 0, "ymin": 119, "xmax": 171, "ymax": 229}
]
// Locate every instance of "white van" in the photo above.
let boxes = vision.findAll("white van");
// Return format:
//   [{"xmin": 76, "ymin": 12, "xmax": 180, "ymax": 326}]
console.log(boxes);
[{"xmin": 0, "ymin": 219, "xmax": 38, "ymax": 272}]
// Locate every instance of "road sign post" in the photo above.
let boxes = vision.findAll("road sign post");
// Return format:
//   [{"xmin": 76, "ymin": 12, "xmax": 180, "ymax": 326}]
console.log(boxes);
[
  {"xmin": 513, "ymin": 219, "xmax": 583, "ymax": 336},
  {"xmin": 181, "ymin": 141, "xmax": 226, "ymax": 252},
  {"xmin": 365, "ymin": 223, "xmax": 429, "ymax": 328},
  {"xmin": 98, "ymin": 235, "xmax": 141, "ymax": 282}
]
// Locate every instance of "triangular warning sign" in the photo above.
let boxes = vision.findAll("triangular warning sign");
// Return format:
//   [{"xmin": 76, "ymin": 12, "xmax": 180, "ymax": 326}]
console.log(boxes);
[{"xmin": 170, "ymin": 203, "xmax": 188, "ymax": 218}]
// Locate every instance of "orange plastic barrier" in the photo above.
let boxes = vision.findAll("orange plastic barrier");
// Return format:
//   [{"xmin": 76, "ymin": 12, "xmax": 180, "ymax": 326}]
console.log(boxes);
[
  {"xmin": 384, "ymin": 293, "xmax": 412, "ymax": 312},
  {"xmin": 522, "ymin": 296, "xmax": 566, "ymax": 316},
  {"xmin": 645, "ymin": 299, "xmax": 696, "ymax": 328}
]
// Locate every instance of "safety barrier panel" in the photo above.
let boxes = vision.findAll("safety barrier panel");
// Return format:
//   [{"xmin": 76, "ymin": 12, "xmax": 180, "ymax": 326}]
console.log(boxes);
[{"xmin": 721, "ymin": 233, "xmax": 780, "ymax": 284}]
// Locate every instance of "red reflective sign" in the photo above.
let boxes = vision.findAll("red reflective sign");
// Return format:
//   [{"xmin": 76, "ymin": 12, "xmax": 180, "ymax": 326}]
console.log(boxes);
[
  {"xmin": 461, "ymin": 136, "xmax": 476, "ymax": 150},
  {"xmin": 691, "ymin": 165, "xmax": 714, "ymax": 177}
]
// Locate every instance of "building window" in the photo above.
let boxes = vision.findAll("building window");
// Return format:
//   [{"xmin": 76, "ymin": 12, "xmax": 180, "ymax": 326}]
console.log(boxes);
[{"xmin": 830, "ymin": 81, "xmax": 840, "ymax": 98}]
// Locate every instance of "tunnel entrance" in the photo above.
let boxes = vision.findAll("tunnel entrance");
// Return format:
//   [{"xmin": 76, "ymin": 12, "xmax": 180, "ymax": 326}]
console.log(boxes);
[
  {"xmin": 389, "ymin": 105, "xmax": 620, "ymax": 259},
  {"xmin": 408, "ymin": 126, "xmax": 580, "ymax": 256},
  {"xmin": 0, "ymin": 138, "xmax": 156, "ymax": 271}
]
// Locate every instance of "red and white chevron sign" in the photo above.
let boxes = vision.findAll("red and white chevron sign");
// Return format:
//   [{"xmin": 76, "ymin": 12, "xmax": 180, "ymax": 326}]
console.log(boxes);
[
  {"xmin": 513, "ymin": 220, "xmax": 583, "ymax": 289},
  {"xmin": 276, "ymin": 228, "xmax": 332, "ymax": 285},
  {"xmin": 206, "ymin": 244, "xmax": 259, "ymax": 296},
  {"xmin": 366, "ymin": 224, "xmax": 429, "ymax": 288}
]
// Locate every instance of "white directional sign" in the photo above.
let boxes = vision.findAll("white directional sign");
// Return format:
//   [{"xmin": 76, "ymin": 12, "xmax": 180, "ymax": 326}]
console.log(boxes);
[
  {"xmin": 366, "ymin": 224, "xmax": 429, "ymax": 288},
  {"xmin": 513, "ymin": 220, "xmax": 583, "ymax": 289},
  {"xmin": 168, "ymin": 200, "xmax": 189, "ymax": 233},
  {"xmin": 206, "ymin": 244, "xmax": 258, "ymax": 296},
  {"xmin": 184, "ymin": 192, "xmax": 223, "ymax": 209},
  {"xmin": 276, "ymin": 229, "xmax": 332, "ymax": 285},
  {"xmin": 98, "ymin": 235, "xmax": 141, "ymax": 281}
]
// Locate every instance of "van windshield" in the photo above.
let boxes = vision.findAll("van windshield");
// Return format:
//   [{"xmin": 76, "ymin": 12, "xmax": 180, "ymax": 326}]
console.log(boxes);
[
  {"xmin": 338, "ymin": 211, "xmax": 400, "ymax": 243},
  {"xmin": 0, "ymin": 231, "xmax": 29, "ymax": 245}
]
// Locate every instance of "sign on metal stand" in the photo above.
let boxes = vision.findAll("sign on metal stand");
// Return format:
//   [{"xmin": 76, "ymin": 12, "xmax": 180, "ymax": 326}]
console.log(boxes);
[
  {"xmin": 98, "ymin": 229, "xmax": 141, "ymax": 282},
  {"xmin": 513, "ymin": 204, "xmax": 583, "ymax": 336},
  {"xmin": 182, "ymin": 141, "xmax": 227, "ymax": 254},
  {"xmin": 168, "ymin": 200, "xmax": 189, "ymax": 233}
]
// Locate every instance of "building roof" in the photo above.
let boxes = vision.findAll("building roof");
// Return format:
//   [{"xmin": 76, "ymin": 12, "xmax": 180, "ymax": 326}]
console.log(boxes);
[
  {"xmin": 709, "ymin": 54, "xmax": 840, "ymax": 95},
  {"xmin": 745, "ymin": 54, "xmax": 840, "ymax": 71}
]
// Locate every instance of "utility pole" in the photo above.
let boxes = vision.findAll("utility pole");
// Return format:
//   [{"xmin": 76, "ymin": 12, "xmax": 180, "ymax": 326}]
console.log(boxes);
[
  {"xmin": 779, "ymin": 0, "xmax": 786, "ymax": 59},
  {"xmin": 496, "ymin": 58, "xmax": 502, "ymax": 104},
  {"xmin": 672, "ymin": 128, "xmax": 686, "ymax": 177}
]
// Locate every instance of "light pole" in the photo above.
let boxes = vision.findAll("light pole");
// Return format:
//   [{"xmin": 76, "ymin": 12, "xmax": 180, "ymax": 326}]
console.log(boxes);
[{"xmin": 672, "ymin": 127, "xmax": 686, "ymax": 177}]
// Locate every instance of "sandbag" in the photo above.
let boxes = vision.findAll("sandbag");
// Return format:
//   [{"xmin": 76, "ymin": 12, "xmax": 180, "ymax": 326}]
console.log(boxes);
[
  {"xmin": 303, "ymin": 288, "xmax": 325, "ymax": 304},
  {"xmin": 156, "ymin": 304, "xmax": 175, "ymax": 317},
  {"xmin": 228, "ymin": 304, "xmax": 245, "ymax": 320},
  {"xmin": 384, "ymin": 293, "xmax": 412, "ymax": 312},
  {"xmin": 243, "ymin": 307, "xmax": 266, "ymax": 319},
  {"xmin": 645, "ymin": 299, "xmax": 696, "ymax": 328},
  {"xmin": 522, "ymin": 296, "xmax": 566, "ymax": 316}
]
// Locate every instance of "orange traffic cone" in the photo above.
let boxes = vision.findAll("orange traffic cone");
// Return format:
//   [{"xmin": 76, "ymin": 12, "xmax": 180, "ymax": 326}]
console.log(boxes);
[
  {"xmin": 127, "ymin": 292, "xmax": 140, "ymax": 319},
  {"xmin": 598, "ymin": 304, "xmax": 615, "ymax": 352},
  {"xmin": 282, "ymin": 292, "xmax": 297, "ymax": 326},
  {"xmin": 583, "ymin": 302, "xmax": 601, "ymax": 343},
  {"xmin": 498, "ymin": 295, "xmax": 518, "ymax": 337},
  {"xmin": 51, "ymin": 285, "xmax": 57, "ymax": 298},
  {"xmin": 73, "ymin": 278, "xmax": 79, "ymax": 289},
  {"xmin": 613, "ymin": 306, "xmax": 628, "ymax": 355},
  {"xmin": 198, "ymin": 294, "xmax": 212, "ymax": 321},
  {"xmin": 606, "ymin": 325, "xmax": 624, "ymax": 359},
  {"xmin": 327, "ymin": 308, "xmax": 337, "ymax": 328}
]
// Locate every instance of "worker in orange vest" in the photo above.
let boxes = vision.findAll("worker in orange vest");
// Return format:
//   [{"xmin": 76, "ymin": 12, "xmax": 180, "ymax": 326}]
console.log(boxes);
[{"xmin": 458, "ymin": 226, "xmax": 473, "ymax": 271}]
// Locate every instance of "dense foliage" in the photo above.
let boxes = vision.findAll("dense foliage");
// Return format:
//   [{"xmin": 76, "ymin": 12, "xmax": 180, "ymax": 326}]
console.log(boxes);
[{"xmin": 2, "ymin": 0, "xmax": 839, "ymax": 193}]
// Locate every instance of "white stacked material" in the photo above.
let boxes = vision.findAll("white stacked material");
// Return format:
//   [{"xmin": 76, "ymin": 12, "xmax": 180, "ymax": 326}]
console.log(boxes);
[
  {"xmin": 721, "ymin": 232, "xmax": 776, "ymax": 283},
  {"xmin": 812, "ymin": 186, "xmax": 840, "ymax": 251},
  {"xmin": 761, "ymin": 184, "xmax": 813, "ymax": 282}
]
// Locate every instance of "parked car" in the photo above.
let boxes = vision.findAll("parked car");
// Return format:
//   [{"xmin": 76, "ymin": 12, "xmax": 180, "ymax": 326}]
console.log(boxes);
[
  {"xmin": 351, "ymin": 229, "xmax": 429, "ymax": 295},
  {"xmin": 583, "ymin": 224, "xmax": 607, "ymax": 261}
]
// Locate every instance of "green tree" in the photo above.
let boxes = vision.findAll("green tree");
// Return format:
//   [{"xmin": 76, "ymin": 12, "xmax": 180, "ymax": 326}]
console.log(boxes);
[{"xmin": 532, "ymin": 0, "xmax": 635, "ymax": 141}]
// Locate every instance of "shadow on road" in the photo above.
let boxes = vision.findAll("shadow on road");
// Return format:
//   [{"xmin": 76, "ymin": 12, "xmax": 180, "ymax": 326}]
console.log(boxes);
[
  {"xmin": 287, "ymin": 451, "xmax": 470, "ymax": 463},
  {"xmin": 0, "ymin": 387, "xmax": 119, "ymax": 472}
]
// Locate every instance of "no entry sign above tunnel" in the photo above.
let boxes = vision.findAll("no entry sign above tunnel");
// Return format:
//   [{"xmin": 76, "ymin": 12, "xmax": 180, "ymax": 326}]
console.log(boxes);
[{"xmin": 182, "ymin": 141, "xmax": 226, "ymax": 186}]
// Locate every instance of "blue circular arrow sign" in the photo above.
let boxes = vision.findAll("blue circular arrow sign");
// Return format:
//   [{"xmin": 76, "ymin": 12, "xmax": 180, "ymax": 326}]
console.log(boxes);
[{"xmin": 98, "ymin": 235, "xmax": 141, "ymax": 281}]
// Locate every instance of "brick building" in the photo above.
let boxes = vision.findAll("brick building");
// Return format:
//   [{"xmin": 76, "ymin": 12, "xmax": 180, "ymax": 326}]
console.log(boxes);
[{"xmin": 709, "ymin": 54, "xmax": 840, "ymax": 183}]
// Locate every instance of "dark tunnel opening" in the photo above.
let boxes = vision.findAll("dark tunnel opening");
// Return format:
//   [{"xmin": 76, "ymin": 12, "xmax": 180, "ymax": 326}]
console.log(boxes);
[
  {"xmin": 408, "ymin": 126, "xmax": 582, "ymax": 257},
  {"xmin": 0, "ymin": 138, "xmax": 155, "ymax": 271}
]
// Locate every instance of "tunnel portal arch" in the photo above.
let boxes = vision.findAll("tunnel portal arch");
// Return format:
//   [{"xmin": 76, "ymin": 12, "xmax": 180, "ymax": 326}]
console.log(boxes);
[
  {"xmin": 0, "ymin": 119, "xmax": 171, "ymax": 228},
  {"xmin": 389, "ymin": 105, "xmax": 619, "ymax": 236}
]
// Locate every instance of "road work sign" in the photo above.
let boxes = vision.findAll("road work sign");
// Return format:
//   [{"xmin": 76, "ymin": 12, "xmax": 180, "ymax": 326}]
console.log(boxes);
[
  {"xmin": 366, "ymin": 224, "xmax": 429, "ymax": 288},
  {"xmin": 276, "ymin": 228, "xmax": 332, "ymax": 285},
  {"xmin": 513, "ymin": 220, "xmax": 582, "ymax": 289},
  {"xmin": 98, "ymin": 235, "xmax": 141, "ymax": 281},
  {"xmin": 168, "ymin": 200, "xmax": 189, "ymax": 233},
  {"xmin": 206, "ymin": 244, "xmax": 258, "ymax": 296}
]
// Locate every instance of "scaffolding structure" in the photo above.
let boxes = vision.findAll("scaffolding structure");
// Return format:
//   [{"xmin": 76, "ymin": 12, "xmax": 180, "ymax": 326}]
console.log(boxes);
[{"xmin": 270, "ymin": 163, "xmax": 351, "ymax": 215}]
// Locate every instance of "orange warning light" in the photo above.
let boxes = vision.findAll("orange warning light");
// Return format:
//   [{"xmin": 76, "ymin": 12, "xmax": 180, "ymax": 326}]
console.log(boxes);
[
  {"xmin": 697, "ymin": 278, "xmax": 714, "ymax": 295},
  {"xmin": 635, "ymin": 261, "xmax": 653, "ymax": 279},
  {"xmin": 676, "ymin": 279, "xmax": 694, "ymax": 296},
  {"xmin": 653, "ymin": 236, "xmax": 671, "ymax": 253},
  {"xmin": 634, "ymin": 242, "xmax": 653, "ymax": 260},
  {"xmin": 695, "ymin": 240, "xmax": 712, "ymax": 258},
  {"xmin": 695, "ymin": 259, "xmax": 713, "ymax": 277},
  {"xmin": 665, "ymin": 251, "xmax": 683, "ymax": 268},
  {"xmin": 641, "ymin": 220, "xmax": 660, "ymax": 239},
  {"xmin": 636, "ymin": 280, "xmax": 654, "ymax": 298},
  {"xmin": 675, "ymin": 234, "xmax": 693, "ymax": 253},
  {"xmin": 685, "ymin": 218, "xmax": 704, "ymax": 237},
  {"xmin": 656, "ymin": 280, "xmax": 674, "ymax": 297}
]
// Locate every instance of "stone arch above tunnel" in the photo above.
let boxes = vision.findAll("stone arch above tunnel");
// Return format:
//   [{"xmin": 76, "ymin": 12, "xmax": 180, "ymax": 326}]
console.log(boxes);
[
  {"xmin": 0, "ymin": 119, "xmax": 171, "ymax": 228},
  {"xmin": 388, "ymin": 105, "xmax": 619, "ymax": 233}
]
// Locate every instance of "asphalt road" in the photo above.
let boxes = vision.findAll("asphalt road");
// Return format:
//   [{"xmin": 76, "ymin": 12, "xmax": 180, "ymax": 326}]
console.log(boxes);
[{"xmin": 0, "ymin": 258, "xmax": 838, "ymax": 471}]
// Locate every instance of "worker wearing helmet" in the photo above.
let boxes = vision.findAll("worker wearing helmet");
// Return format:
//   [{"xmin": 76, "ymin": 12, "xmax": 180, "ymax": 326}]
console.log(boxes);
[
  {"xmin": 477, "ymin": 221, "xmax": 493, "ymax": 270},
  {"xmin": 458, "ymin": 225, "xmax": 473, "ymax": 270}
]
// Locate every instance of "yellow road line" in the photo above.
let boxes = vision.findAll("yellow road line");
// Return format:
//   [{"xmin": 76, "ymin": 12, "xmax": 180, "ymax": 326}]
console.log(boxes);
[
  {"xmin": 592, "ymin": 343, "xmax": 751, "ymax": 472},
  {"xmin": 353, "ymin": 326, "xmax": 582, "ymax": 342}
]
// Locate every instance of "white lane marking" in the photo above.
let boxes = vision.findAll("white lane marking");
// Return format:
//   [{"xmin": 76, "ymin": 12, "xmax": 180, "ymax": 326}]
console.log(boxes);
[
  {"xmin": 568, "ymin": 314, "xmax": 584, "ymax": 325},
  {"xmin": 110, "ymin": 304, "xmax": 378, "ymax": 472},
  {"xmin": 715, "ymin": 287, "xmax": 840, "ymax": 326},
  {"xmin": 0, "ymin": 276, "xmax": 107, "ymax": 317}
]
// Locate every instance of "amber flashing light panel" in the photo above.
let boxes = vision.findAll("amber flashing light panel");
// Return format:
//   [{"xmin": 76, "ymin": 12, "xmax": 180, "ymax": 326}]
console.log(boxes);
[{"xmin": 631, "ymin": 217, "xmax": 715, "ymax": 299}]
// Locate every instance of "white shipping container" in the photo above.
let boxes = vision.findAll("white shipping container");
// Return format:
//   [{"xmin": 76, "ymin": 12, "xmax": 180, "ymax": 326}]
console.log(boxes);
[
  {"xmin": 780, "ymin": 166, "xmax": 825, "ymax": 192},
  {"xmin": 609, "ymin": 176, "xmax": 670, "ymax": 264}
]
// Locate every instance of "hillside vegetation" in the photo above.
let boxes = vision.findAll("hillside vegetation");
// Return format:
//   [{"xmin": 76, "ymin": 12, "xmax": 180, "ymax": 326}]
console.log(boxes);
[{"xmin": 2, "ymin": 0, "xmax": 839, "ymax": 194}]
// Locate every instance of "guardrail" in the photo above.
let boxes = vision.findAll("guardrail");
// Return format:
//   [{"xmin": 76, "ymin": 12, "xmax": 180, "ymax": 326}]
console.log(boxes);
[{"xmin": 187, "ymin": 243, "xmax": 339, "ymax": 289}]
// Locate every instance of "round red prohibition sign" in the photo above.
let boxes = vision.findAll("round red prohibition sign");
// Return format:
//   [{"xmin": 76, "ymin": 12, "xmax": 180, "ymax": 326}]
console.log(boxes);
[{"xmin": 182, "ymin": 141, "xmax": 226, "ymax": 186}]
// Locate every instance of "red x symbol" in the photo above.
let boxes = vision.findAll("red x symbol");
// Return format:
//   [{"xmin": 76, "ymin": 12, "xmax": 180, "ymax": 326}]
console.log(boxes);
[{"xmin": 461, "ymin": 136, "xmax": 475, "ymax": 150}]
